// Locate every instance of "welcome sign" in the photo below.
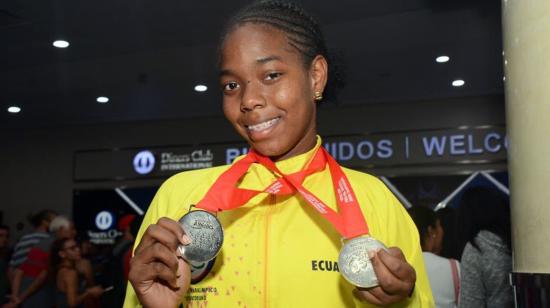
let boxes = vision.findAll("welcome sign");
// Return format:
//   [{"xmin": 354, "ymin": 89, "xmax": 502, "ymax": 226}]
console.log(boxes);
[{"xmin": 74, "ymin": 126, "xmax": 506, "ymax": 181}]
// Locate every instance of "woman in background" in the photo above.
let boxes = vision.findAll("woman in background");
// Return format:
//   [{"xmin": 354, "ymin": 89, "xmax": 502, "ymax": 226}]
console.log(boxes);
[
  {"xmin": 49, "ymin": 238, "xmax": 103, "ymax": 308},
  {"xmin": 457, "ymin": 187, "xmax": 512, "ymax": 308},
  {"xmin": 409, "ymin": 206, "xmax": 460, "ymax": 308}
]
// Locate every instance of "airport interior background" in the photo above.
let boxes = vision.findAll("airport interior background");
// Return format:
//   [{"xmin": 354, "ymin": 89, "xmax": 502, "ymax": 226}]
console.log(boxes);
[{"xmin": 1, "ymin": 0, "xmax": 516, "ymax": 305}]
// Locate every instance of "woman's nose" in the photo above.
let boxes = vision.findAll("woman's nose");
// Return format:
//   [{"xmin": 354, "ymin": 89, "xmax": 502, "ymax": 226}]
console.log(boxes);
[{"xmin": 240, "ymin": 82, "xmax": 266, "ymax": 112}]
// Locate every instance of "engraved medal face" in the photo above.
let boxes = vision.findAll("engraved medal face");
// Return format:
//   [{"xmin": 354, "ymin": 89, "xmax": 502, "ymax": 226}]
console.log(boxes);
[
  {"xmin": 338, "ymin": 236, "xmax": 387, "ymax": 288},
  {"xmin": 177, "ymin": 210, "xmax": 224, "ymax": 263}
]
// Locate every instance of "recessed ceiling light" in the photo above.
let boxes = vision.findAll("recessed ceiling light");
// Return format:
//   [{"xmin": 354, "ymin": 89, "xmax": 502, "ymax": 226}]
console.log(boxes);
[
  {"xmin": 194, "ymin": 85, "xmax": 208, "ymax": 92},
  {"xmin": 53, "ymin": 40, "xmax": 70, "ymax": 48},
  {"xmin": 436, "ymin": 55, "xmax": 450, "ymax": 63},
  {"xmin": 452, "ymin": 79, "xmax": 465, "ymax": 87},
  {"xmin": 96, "ymin": 96, "xmax": 109, "ymax": 103},
  {"xmin": 7, "ymin": 106, "xmax": 21, "ymax": 113}
]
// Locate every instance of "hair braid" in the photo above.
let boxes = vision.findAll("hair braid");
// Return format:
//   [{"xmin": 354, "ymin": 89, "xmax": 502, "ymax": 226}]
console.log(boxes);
[{"xmin": 220, "ymin": 0, "xmax": 345, "ymax": 103}]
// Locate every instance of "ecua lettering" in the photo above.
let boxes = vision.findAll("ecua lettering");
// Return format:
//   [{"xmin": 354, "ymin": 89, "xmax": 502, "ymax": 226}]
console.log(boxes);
[{"xmin": 311, "ymin": 260, "xmax": 339, "ymax": 272}]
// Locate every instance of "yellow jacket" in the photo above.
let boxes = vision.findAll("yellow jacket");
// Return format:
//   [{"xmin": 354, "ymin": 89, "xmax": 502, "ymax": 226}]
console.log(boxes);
[{"xmin": 124, "ymin": 138, "xmax": 434, "ymax": 307}]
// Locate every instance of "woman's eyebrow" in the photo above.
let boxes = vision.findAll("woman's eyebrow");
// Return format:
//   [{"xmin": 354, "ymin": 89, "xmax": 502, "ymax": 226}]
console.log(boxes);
[
  {"xmin": 256, "ymin": 55, "xmax": 282, "ymax": 64},
  {"xmin": 219, "ymin": 55, "xmax": 283, "ymax": 77}
]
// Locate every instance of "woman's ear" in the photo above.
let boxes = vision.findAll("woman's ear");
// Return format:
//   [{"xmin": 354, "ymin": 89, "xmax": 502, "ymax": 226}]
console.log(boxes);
[{"xmin": 310, "ymin": 55, "xmax": 328, "ymax": 99}]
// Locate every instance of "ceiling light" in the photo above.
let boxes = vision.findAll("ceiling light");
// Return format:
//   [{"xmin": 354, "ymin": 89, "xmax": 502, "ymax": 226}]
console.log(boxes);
[
  {"xmin": 436, "ymin": 55, "xmax": 450, "ymax": 63},
  {"xmin": 452, "ymin": 79, "xmax": 465, "ymax": 87},
  {"xmin": 96, "ymin": 96, "xmax": 109, "ymax": 103},
  {"xmin": 7, "ymin": 106, "xmax": 21, "ymax": 113},
  {"xmin": 53, "ymin": 40, "xmax": 70, "ymax": 48},
  {"xmin": 194, "ymin": 85, "xmax": 208, "ymax": 92}
]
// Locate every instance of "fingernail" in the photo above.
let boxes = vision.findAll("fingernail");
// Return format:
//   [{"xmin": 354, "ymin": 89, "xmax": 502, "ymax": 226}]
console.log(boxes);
[
  {"xmin": 368, "ymin": 250, "xmax": 376, "ymax": 259},
  {"xmin": 181, "ymin": 234, "xmax": 191, "ymax": 245}
]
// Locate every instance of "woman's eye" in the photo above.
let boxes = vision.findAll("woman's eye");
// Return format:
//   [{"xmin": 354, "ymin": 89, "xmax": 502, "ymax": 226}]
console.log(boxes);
[
  {"xmin": 265, "ymin": 72, "xmax": 282, "ymax": 81},
  {"xmin": 223, "ymin": 82, "xmax": 240, "ymax": 92}
]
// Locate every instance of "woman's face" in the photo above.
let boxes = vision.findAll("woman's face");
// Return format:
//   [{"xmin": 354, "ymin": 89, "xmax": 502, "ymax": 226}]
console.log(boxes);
[
  {"xmin": 62, "ymin": 239, "xmax": 81, "ymax": 261},
  {"xmin": 220, "ymin": 23, "xmax": 326, "ymax": 161}
]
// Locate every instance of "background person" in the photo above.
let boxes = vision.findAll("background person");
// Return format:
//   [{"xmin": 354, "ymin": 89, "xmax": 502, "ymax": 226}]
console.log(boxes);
[
  {"xmin": 125, "ymin": 1, "xmax": 433, "ymax": 307},
  {"xmin": 49, "ymin": 216, "xmax": 77, "ymax": 240},
  {"xmin": 457, "ymin": 187, "xmax": 512, "ymax": 308},
  {"xmin": 8, "ymin": 209, "xmax": 56, "ymax": 308},
  {"xmin": 49, "ymin": 238, "xmax": 103, "ymax": 308},
  {"xmin": 49, "ymin": 215, "xmax": 98, "ymax": 308},
  {"xmin": 409, "ymin": 206, "xmax": 460, "ymax": 308},
  {"xmin": 49, "ymin": 216, "xmax": 95, "ymax": 288}
]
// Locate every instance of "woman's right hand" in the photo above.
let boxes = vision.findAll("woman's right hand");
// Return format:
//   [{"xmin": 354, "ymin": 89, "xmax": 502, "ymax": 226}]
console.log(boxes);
[{"xmin": 128, "ymin": 217, "xmax": 192, "ymax": 308}]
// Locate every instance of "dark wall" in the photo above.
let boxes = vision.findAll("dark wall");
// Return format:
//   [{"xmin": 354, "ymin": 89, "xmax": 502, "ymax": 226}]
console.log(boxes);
[{"xmin": 0, "ymin": 95, "xmax": 505, "ymax": 239}]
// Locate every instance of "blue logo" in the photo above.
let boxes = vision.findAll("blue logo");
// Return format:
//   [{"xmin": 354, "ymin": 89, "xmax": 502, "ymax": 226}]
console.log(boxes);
[
  {"xmin": 133, "ymin": 150, "xmax": 156, "ymax": 174},
  {"xmin": 95, "ymin": 211, "xmax": 114, "ymax": 230}
]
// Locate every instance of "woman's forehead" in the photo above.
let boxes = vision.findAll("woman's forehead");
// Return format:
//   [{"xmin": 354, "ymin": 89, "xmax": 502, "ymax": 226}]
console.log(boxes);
[{"xmin": 220, "ymin": 23, "xmax": 299, "ymax": 64}]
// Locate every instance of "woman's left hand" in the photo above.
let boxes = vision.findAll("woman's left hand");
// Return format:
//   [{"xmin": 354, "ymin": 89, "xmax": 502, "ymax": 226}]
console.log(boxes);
[{"xmin": 355, "ymin": 247, "xmax": 416, "ymax": 306}]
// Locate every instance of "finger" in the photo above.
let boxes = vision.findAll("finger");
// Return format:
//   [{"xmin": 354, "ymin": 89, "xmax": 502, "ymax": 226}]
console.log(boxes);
[
  {"xmin": 377, "ymin": 248, "xmax": 416, "ymax": 282},
  {"xmin": 135, "ymin": 220, "xmax": 184, "ymax": 255},
  {"xmin": 130, "ymin": 243, "xmax": 180, "ymax": 288},
  {"xmin": 142, "ymin": 242, "xmax": 180, "ymax": 274},
  {"xmin": 370, "ymin": 250, "xmax": 412, "ymax": 295},
  {"xmin": 354, "ymin": 289, "xmax": 384, "ymax": 306},
  {"xmin": 130, "ymin": 258, "xmax": 179, "ymax": 289},
  {"xmin": 157, "ymin": 217, "xmax": 190, "ymax": 245},
  {"xmin": 354, "ymin": 288, "xmax": 384, "ymax": 306},
  {"xmin": 148, "ymin": 261, "xmax": 180, "ymax": 288}
]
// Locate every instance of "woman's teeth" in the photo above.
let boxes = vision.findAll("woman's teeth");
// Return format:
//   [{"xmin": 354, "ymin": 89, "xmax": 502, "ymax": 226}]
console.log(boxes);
[{"xmin": 247, "ymin": 117, "xmax": 280, "ymax": 132}]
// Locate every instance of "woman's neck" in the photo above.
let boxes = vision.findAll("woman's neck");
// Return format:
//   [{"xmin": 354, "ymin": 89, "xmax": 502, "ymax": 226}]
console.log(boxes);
[{"xmin": 270, "ymin": 130, "xmax": 318, "ymax": 162}]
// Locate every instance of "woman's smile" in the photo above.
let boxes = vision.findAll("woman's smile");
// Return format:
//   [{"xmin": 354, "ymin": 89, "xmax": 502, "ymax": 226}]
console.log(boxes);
[{"xmin": 245, "ymin": 116, "xmax": 281, "ymax": 140}]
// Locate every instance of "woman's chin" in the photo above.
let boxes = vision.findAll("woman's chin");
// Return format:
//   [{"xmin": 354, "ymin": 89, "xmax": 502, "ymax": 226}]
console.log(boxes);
[{"xmin": 251, "ymin": 142, "xmax": 287, "ymax": 158}]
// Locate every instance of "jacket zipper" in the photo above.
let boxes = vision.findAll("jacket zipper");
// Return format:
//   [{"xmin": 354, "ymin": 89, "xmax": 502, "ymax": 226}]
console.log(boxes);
[{"xmin": 263, "ymin": 194, "xmax": 276, "ymax": 307}]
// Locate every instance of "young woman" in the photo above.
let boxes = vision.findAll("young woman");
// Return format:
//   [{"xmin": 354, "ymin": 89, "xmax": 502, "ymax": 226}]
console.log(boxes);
[
  {"xmin": 457, "ymin": 187, "xmax": 512, "ymax": 308},
  {"xmin": 50, "ymin": 238, "xmax": 103, "ymax": 308},
  {"xmin": 409, "ymin": 206, "xmax": 460, "ymax": 308},
  {"xmin": 125, "ymin": 1, "xmax": 433, "ymax": 307}
]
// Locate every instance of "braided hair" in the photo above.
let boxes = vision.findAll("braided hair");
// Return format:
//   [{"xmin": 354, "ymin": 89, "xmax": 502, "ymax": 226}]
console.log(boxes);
[
  {"xmin": 407, "ymin": 206, "xmax": 439, "ymax": 250},
  {"xmin": 220, "ymin": 0, "xmax": 345, "ymax": 103}
]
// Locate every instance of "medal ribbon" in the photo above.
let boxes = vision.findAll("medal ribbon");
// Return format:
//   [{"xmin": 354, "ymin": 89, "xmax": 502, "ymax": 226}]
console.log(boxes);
[{"xmin": 195, "ymin": 146, "xmax": 369, "ymax": 239}]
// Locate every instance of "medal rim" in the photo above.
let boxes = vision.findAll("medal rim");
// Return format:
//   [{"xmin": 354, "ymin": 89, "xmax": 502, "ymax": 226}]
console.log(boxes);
[
  {"xmin": 338, "ymin": 236, "xmax": 386, "ymax": 288},
  {"xmin": 178, "ymin": 209, "xmax": 224, "ymax": 263}
]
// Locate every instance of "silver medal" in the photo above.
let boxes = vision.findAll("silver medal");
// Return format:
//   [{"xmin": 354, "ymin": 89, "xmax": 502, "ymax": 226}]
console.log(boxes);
[
  {"xmin": 338, "ymin": 236, "xmax": 387, "ymax": 288},
  {"xmin": 177, "ymin": 210, "xmax": 224, "ymax": 263}
]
